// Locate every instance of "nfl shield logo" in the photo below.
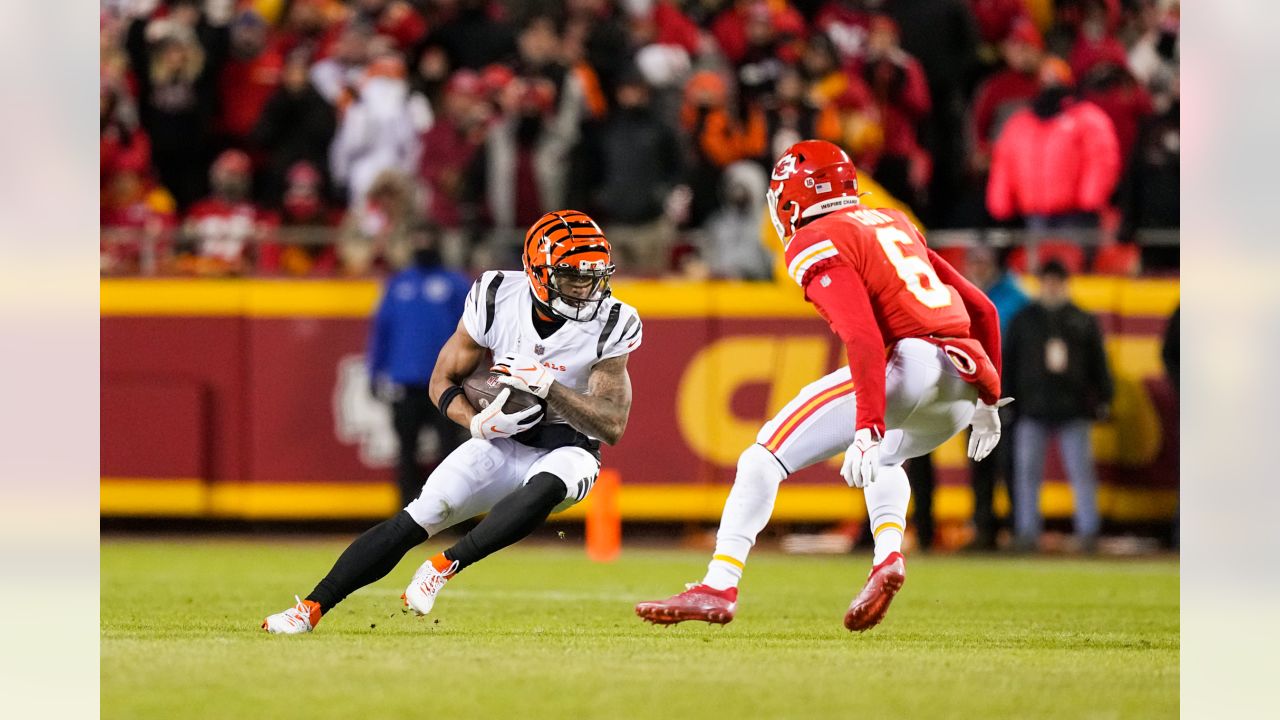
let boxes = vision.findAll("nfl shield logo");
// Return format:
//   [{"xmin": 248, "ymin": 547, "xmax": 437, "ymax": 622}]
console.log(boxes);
[{"xmin": 533, "ymin": 344, "xmax": 545, "ymax": 355}]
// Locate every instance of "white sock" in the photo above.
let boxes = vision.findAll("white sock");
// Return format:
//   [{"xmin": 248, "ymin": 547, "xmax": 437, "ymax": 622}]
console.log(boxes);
[
  {"xmin": 864, "ymin": 464, "xmax": 910, "ymax": 565},
  {"xmin": 701, "ymin": 444, "xmax": 788, "ymax": 590}
]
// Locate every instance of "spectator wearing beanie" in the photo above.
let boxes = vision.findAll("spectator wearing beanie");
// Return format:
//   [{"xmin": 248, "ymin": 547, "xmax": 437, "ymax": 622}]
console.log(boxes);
[
  {"xmin": 986, "ymin": 57, "xmax": 1120, "ymax": 230},
  {"xmin": 276, "ymin": 162, "xmax": 341, "ymax": 276}
]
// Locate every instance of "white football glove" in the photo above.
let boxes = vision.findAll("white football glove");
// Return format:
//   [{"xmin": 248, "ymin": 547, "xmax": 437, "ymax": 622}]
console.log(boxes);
[
  {"xmin": 469, "ymin": 388, "xmax": 543, "ymax": 440},
  {"xmin": 840, "ymin": 428, "xmax": 882, "ymax": 489},
  {"xmin": 967, "ymin": 397, "xmax": 1014, "ymax": 462},
  {"xmin": 491, "ymin": 353, "xmax": 555, "ymax": 399}
]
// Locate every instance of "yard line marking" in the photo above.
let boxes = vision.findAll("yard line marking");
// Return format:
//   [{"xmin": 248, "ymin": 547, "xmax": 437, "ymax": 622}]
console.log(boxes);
[{"xmin": 353, "ymin": 587, "xmax": 641, "ymax": 602}]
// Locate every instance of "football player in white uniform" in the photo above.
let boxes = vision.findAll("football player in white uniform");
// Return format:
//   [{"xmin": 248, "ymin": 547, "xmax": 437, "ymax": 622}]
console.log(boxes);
[{"xmin": 264, "ymin": 210, "xmax": 643, "ymax": 633}]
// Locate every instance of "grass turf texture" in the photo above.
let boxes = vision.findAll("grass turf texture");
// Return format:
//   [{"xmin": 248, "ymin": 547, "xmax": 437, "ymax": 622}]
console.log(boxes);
[{"xmin": 102, "ymin": 539, "xmax": 1177, "ymax": 719}]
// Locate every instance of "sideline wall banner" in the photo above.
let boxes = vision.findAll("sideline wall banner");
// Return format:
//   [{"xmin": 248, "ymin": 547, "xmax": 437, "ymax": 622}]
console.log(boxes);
[{"xmin": 101, "ymin": 278, "xmax": 1178, "ymax": 522}]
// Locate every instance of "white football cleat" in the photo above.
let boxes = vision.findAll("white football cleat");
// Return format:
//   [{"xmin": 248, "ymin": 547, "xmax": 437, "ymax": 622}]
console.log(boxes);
[
  {"xmin": 404, "ymin": 560, "xmax": 457, "ymax": 616},
  {"xmin": 262, "ymin": 596, "xmax": 322, "ymax": 634}
]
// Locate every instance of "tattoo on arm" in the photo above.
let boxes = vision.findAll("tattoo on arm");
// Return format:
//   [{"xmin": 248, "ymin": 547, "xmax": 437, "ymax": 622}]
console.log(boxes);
[{"xmin": 546, "ymin": 355, "xmax": 633, "ymax": 445}]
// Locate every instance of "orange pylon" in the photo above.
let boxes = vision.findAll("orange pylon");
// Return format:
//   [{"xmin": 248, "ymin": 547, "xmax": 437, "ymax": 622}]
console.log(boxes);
[{"xmin": 586, "ymin": 469, "xmax": 621, "ymax": 562}]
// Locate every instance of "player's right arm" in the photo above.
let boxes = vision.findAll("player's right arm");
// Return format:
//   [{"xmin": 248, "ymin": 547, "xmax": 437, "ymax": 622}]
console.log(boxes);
[{"xmin": 429, "ymin": 319, "xmax": 485, "ymax": 428}]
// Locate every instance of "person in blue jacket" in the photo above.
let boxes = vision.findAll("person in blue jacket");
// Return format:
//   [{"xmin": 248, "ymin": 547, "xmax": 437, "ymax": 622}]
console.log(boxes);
[{"xmin": 368, "ymin": 224, "xmax": 472, "ymax": 505}]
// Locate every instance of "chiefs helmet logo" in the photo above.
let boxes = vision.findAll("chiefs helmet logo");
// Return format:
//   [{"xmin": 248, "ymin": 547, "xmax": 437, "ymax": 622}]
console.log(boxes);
[{"xmin": 771, "ymin": 153, "xmax": 799, "ymax": 181}]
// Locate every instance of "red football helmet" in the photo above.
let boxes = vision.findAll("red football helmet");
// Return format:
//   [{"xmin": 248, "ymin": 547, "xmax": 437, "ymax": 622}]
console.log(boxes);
[{"xmin": 765, "ymin": 140, "xmax": 861, "ymax": 241}]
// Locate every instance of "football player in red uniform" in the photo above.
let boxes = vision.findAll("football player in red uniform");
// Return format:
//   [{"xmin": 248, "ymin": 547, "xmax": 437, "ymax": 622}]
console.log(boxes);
[{"xmin": 637, "ymin": 140, "xmax": 1011, "ymax": 631}]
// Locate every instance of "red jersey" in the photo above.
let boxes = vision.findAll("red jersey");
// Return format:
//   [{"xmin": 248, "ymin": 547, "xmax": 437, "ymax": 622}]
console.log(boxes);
[
  {"xmin": 185, "ymin": 198, "xmax": 278, "ymax": 265},
  {"xmin": 784, "ymin": 207, "xmax": 1002, "ymax": 434}
]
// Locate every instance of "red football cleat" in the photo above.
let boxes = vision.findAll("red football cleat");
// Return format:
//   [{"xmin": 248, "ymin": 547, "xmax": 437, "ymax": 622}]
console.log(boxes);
[
  {"xmin": 843, "ymin": 552, "xmax": 906, "ymax": 632},
  {"xmin": 635, "ymin": 584, "xmax": 738, "ymax": 625}
]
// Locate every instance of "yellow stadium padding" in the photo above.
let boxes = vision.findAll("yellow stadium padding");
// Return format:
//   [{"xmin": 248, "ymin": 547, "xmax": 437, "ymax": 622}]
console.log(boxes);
[{"xmin": 101, "ymin": 477, "xmax": 1177, "ymax": 523}]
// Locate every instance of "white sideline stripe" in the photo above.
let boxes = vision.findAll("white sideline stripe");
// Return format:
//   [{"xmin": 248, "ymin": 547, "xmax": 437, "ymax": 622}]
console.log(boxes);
[{"xmin": 354, "ymin": 587, "xmax": 641, "ymax": 602}]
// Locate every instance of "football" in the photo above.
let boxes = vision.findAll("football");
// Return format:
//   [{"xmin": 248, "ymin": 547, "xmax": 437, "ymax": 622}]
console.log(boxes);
[{"xmin": 462, "ymin": 365, "xmax": 547, "ymax": 419}]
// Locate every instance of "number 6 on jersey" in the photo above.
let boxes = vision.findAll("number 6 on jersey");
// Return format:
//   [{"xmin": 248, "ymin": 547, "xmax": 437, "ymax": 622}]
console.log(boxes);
[{"xmin": 873, "ymin": 226, "xmax": 952, "ymax": 309}]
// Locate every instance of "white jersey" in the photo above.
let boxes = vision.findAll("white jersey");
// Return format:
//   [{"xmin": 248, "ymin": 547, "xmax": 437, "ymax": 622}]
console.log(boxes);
[{"xmin": 461, "ymin": 271, "xmax": 642, "ymax": 440}]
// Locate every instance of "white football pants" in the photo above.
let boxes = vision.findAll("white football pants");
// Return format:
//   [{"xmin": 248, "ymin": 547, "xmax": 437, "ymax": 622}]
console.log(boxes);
[
  {"xmin": 706, "ymin": 339, "xmax": 979, "ymax": 586},
  {"xmin": 404, "ymin": 438, "xmax": 600, "ymax": 536}
]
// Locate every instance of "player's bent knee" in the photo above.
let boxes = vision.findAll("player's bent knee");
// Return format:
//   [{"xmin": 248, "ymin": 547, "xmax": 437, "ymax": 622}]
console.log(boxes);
[
  {"xmin": 736, "ymin": 444, "xmax": 788, "ymax": 488},
  {"xmin": 404, "ymin": 490, "xmax": 453, "ymax": 532},
  {"xmin": 527, "ymin": 471, "xmax": 572, "ymax": 505}
]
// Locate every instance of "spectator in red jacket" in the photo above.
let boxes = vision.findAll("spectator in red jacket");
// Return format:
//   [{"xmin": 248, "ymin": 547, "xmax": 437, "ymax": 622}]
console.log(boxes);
[
  {"xmin": 971, "ymin": 18, "xmax": 1044, "ymax": 165},
  {"xmin": 216, "ymin": 11, "xmax": 285, "ymax": 148},
  {"xmin": 986, "ymin": 57, "xmax": 1120, "ymax": 230}
]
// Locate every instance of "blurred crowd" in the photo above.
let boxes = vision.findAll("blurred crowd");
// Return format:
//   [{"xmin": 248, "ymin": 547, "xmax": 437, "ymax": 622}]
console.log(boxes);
[{"xmin": 100, "ymin": 0, "xmax": 1180, "ymax": 277}]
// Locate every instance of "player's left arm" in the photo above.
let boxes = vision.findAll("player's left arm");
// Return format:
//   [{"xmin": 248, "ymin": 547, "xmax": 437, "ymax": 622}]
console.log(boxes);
[
  {"xmin": 543, "ymin": 354, "xmax": 634, "ymax": 445},
  {"xmin": 802, "ymin": 262, "xmax": 888, "ymax": 437},
  {"xmin": 926, "ymin": 247, "xmax": 1002, "ymax": 377}
]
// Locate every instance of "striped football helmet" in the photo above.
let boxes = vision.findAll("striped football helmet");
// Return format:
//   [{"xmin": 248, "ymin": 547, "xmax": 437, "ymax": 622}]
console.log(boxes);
[{"xmin": 522, "ymin": 210, "xmax": 615, "ymax": 322}]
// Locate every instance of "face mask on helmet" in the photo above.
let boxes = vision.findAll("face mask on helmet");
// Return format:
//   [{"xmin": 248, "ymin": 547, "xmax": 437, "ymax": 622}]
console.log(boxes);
[
  {"xmin": 542, "ymin": 263, "xmax": 614, "ymax": 321},
  {"xmin": 766, "ymin": 183, "xmax": 801, "ymax": 241}
]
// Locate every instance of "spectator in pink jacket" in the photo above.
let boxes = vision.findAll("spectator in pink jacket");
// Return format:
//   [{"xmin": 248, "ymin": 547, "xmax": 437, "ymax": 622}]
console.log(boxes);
[{"xmin": 986, "ymin": 57, "xmax": 1120, "ymax": 230}]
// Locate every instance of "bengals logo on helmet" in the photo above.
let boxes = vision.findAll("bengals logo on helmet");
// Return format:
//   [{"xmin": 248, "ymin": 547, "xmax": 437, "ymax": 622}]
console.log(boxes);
[{"xmin": 522, "ymin": 210, "xmax": 616, "ymax": 322}]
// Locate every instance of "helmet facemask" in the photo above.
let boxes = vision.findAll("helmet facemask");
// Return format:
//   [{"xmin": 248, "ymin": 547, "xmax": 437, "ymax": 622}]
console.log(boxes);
[
  {"xmin": 537, "ymin": 262, "xmax": 615, "ymax": 322},
  {"xmin": 766, "ymin": 183, "xmax": 800, "ymax": 243}
]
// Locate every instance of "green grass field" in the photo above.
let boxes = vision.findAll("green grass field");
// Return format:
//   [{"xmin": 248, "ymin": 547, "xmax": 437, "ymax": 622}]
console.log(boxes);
[{"xmin": 102, "ymin": 538, "xmax": 1178, "ymax": 719}]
